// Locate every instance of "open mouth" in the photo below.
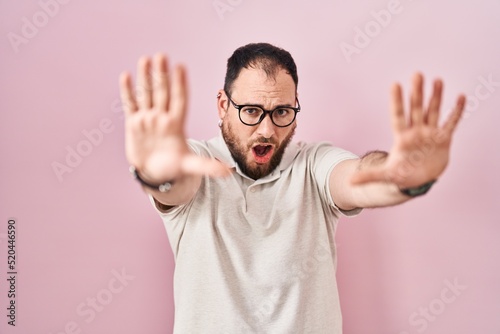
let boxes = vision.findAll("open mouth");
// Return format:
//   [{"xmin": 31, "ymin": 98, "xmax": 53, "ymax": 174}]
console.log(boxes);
[
  {"xmin": 252, "ymin": 144, "xmax": 274, "ymax": 164},
  {"xmin": 253, "ymin": 145, "xmax": 272, "ymax": 157}
]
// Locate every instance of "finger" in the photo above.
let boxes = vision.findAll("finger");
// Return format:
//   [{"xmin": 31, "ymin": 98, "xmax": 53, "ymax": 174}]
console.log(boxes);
[
  {"xmin": 170, "ymin": 65, "xmax": 189, "ymax": 121},
  {"xmin": 136, "ymin": 56, "xmax": 153, "ymax": 110},
  {"xmin": 410, "ymin": 72, "xmax": 424, "ymax": 125},
  {"xmin": 181, "ymin": 155, "xmax": 232, "ymax": 178},
  {"xmin": 152, "ymin": 53, "xmax": 169, "ymax": 111},
  {"xmin": 119, "ymin": 72, "xmax": 138, "ymax": 115},
  {"xmin": 390, "ymin": 83, "xmax": 406, "ymax": 133},
  {"xmin": 442, "ymin": 94, "xmax": 466, "ymax": 134},
  {"xmin": 350, "ymin": 167, "xmax": 387, "ymax": 185},
  {"xmin": 426, "ymin": 79, "xmax": 443, "ymax": 127}
]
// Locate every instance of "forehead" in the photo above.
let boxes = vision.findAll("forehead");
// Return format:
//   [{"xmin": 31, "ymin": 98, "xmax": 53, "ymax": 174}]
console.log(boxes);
[{"xmin": 230, "ymin": 67, "xmax": 296, "ymax": 102}]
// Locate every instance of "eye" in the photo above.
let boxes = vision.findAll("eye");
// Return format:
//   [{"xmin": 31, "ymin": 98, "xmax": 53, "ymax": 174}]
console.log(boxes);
[
  {"xmin": 275, "ymin": 108, "xmax": 291, "ymax": 117},
  {"xmin": 242, "ymin": 107, "xmax": 261, "ymax": 116}
]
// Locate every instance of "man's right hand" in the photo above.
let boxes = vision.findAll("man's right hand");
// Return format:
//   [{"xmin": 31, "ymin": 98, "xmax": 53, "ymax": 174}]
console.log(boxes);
[{"xmin": 119, "ymin": 53, "xmax": 230, "ymax": 185}]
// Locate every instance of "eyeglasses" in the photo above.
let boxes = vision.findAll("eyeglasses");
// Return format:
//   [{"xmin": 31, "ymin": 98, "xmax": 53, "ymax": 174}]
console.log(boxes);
[{"xmin": 225, "ymin": 91, "xmax": 300, "ymax": 128}]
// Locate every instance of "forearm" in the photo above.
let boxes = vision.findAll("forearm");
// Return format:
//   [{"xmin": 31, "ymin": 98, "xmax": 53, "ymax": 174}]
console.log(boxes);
[{"xmin": 330, "ymin": 151, "xmax": 411, "ymax": 210}]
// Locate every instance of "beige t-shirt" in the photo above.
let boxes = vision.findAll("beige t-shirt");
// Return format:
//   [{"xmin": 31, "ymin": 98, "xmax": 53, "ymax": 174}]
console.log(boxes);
[{"xmin": 150, "ymin": 135, "xmax": 361, "ymax": 334}]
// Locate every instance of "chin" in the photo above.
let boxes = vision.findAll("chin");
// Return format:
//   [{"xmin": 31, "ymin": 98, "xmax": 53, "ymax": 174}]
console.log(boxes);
[
  {"xmin": 222, "ymin": 121, "xmax": 296, "ymax": 180},
  {"xmin": 246, "ymin": 161, "xmax": 274, "ymax": 179}
]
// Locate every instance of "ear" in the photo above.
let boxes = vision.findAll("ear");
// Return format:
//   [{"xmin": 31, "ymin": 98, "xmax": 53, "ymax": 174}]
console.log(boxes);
[{"xmin": 216, "ymin": 89, "xmax": 228, "ymax": 119}]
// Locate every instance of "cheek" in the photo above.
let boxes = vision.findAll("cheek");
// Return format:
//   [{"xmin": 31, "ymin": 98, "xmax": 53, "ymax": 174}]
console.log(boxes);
[
  {"xmin": 225, "ymin": 119, "xmax": 254, "ymax": 147},
  {"xmin": 241, "ymin": 131, "xmax": 255, "ymax": 149},
  {"xmin": 233, "ymin": 122, "xmax": 254, "ymax": 140},
  {"xmin": 277, "ymin": 128, "xmax": 293, "ymax": 142}
]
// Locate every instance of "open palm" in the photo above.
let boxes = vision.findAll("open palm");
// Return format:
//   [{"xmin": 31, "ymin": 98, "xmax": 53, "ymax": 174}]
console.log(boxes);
[
  {"xmin": 119, "ymin": 54, "xmax": 230, "ymax": 182},
  {"xmin": 352, "ymin": 73, "xmax": 466, "ymax": 188}
]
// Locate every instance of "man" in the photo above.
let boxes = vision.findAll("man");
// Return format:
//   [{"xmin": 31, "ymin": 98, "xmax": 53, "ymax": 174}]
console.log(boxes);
[{"xmin": 119, "ymin": 43, "xmax": 465, "ymax": 333}]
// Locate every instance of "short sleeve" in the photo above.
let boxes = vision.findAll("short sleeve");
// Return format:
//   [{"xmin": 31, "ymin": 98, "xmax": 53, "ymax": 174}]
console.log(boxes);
[{"xmin": 308, "ymin": 142, "xmax": 363, "ymax": 217}]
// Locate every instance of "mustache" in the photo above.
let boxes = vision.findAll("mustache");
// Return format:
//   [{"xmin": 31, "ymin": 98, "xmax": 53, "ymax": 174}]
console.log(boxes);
[{"xmin": 249, "ymin": 137, "xmax": 278, "ymax": 147}]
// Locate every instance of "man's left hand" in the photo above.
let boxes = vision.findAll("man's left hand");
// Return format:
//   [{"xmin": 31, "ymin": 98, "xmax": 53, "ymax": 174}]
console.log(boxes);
[{"xmin": 351, "ymin": 73, "xmax": 466, "ymax": 188}]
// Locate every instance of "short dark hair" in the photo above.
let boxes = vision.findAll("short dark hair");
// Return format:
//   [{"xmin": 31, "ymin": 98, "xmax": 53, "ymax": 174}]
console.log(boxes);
[{"xmin": 224, "ymin": 43, "xmax": 298, "ymax": 95}]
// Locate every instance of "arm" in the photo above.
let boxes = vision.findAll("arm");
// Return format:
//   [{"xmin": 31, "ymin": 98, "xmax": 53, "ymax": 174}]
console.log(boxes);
[
  {"xmin": 330, "ymin": 73, "xmax": 466, "ymax": 210},
  {"xmin": 119, "ymin": 54, "xmax": 230, "ymax": 207},
  {"xmin": 330, "ymin": 151, "xmax": 406, "ymax": 210}
]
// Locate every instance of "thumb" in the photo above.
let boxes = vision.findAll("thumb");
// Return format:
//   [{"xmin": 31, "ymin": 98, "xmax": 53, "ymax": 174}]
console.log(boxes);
[{"xmin": 181, "ymin": 155, "xmax": 232, "ymax": 178}]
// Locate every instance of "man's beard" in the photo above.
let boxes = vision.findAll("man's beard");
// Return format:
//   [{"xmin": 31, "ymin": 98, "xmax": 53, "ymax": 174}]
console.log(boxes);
[{"xmin": 221, "ymin": 121, "xmax": 296, "ymax": 180}]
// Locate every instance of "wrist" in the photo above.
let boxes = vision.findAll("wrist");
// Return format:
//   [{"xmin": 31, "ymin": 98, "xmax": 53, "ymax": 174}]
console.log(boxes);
[
  {"xmin": 399, "ymin": 179, "xmax": 436, "ymax": 197},
  {"xmin": 129, "ymin": 166, "xmax": 175, "ymax": 192}
]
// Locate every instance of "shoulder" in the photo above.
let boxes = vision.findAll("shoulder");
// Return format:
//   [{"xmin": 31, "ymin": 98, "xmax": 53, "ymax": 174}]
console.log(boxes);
[
  {"xmin": 293, "ymin": 141, "xmax": 357, "ymax": 160},
  {"xmin": 186, "ymin": 138, "xmax": 219, "ymax": 158}
]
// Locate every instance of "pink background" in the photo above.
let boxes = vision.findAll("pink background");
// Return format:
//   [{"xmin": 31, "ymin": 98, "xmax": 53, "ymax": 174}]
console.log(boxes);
[{"xmin": 1, "ymin": 1, "xmax": 499, "ymax": 333}]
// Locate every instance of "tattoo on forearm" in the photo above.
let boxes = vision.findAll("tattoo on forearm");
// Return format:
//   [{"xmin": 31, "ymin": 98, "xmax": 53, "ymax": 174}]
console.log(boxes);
[{"xmin": 359, "ymin": 150, "xmax": 388, "ymax": 169}]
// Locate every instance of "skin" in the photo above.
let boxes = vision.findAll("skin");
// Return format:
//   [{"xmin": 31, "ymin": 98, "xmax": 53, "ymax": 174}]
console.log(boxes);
[
  {"xmin": 119, "ymin": 53, "xmax": 466, "ymax": 210},
  {"xmin": 217, "ymin": 67, "xmax": 298, "ymax": 180},
  {"xmin": 119, "ymin": 54, "xmax": 229, "ymax": 206},
  {"xmin": 331, "ymin": 74, "xmax": 466, "ymax": 210}
]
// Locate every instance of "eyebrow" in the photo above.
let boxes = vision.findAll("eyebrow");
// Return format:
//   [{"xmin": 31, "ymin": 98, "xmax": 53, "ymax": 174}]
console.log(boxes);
[{"xmin": 239, "ymin": 102, "xmax": 295, "ymax": 109}]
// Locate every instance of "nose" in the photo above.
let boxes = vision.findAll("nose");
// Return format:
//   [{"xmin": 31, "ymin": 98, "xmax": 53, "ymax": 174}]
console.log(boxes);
[{"xmin": 255, "ymin": 113, "xmax": 276, "ymax": 139}]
